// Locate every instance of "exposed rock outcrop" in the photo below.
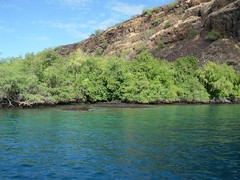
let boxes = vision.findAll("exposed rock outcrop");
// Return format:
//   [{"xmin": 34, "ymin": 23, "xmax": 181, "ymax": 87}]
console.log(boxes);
[
  {"xmin": 57, "ymin": 0, "xmax": 240, "ymax": 68},
  {"xmin": 205, "ymin": 0, "xmax": 240, "ymax": 38}
]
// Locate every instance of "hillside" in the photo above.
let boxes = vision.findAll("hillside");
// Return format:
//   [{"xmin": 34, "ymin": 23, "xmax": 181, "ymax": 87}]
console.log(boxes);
[{"xmin": 58, "ymin": 0, "xmax": 240, "ymax": 68}]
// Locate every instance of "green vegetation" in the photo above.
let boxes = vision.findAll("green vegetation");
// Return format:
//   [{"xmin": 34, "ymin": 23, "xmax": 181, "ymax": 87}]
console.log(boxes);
[
  {"xmin": 197, "ymin": 62, "xmax": 237, "ymax": 99},
  {"xmin": 142, "ymin": 7, "xmax": 157, "ymax": 17},
  {"xmin": 153, "ymin": 19, "xmax": 161, "ymax": 26},
  {"xmin": 95, "ymin": 47, "xmax": 104, "ymax": 56},
  {"xmin": 100, "ymin": 40, "xmax": 108, "ymax": 50},
  {"xmin": 187, "ymin": 30, "xmax": 198, "ymax": 40},
  {"xmin": 206, "ymin": 29, "xmax": 221, "ymax": 41},
  {"xmin": 157, "ymin": 40, "xmax": 165, "ymax": 49},
  {"xmin": 173, "ymin": 57, "xmax": 209, "ymax": 101},
  {"xmin": 0, "ymin": 49, "xmax": 239, "ymax": 107},
  {"xmin": 135, "ymin": 44, "xmax": 147, "ymax": 54},
  {"xmin": 164, "ymin": 21, "xmax": 171, "ymax": 29},
  {"xmin": 167, "ymin": 1, "xmax": 177, "ymax": 9},
  {"xmin": 90, "ymin": 29, "xmax": 104, "ymax": 37},
  {"xmin": 117, "ymin": 49, "xmax": 132, "ymax": 59}
]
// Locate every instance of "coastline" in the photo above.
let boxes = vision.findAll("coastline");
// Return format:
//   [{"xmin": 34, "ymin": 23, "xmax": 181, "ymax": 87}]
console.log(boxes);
[{"xmin": 1, "ymin": 99, "xmax": 240, "ymax": 110}]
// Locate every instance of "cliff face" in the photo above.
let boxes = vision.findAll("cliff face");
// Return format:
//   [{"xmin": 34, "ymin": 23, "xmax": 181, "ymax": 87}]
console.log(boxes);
[{"xmin": 58, "ymin": 0, "xmax": 240, "ymax": 68}]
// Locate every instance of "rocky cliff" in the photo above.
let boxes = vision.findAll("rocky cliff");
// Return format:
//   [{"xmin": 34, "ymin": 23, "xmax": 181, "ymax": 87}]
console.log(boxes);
[{"xmin": 58, "ymin": 0, "xmax": 240, "ymax": 68}]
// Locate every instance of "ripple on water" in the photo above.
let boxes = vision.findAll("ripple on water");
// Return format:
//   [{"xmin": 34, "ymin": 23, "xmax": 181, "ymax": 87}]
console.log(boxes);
[{"xmin": 0, "ymin": 104, "xmax": 239, "ymax": 179}]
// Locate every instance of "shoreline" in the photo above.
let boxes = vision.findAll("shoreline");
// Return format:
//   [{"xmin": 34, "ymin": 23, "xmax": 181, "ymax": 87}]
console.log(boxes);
[{"xmin": 1, "ymin": 99, "xmax": 240, "ymax": 110}]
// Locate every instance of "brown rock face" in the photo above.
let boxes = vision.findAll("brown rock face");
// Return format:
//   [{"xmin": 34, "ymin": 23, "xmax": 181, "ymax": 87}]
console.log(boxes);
[
  {"xmin": 57, "ymin": 0, "xmax": 240, "ymax": 68},
  {"xmin": 150, "ymin": 16, "xmax": 202, "ymax": 44},
  {"xmin": 205, "ymin": 0, "xmax": 240, "ymax": 38}
]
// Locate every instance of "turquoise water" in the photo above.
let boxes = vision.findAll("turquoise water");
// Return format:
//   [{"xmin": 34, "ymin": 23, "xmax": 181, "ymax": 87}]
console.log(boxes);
[{"xmin": 0, "ymin": 104, "xmax": 239, "ymax": 179}]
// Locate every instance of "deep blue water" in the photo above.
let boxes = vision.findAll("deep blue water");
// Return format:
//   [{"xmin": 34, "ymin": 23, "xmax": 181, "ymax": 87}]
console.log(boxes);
[{"xmin": 0, "ymin": 104, "xmax": 240, "ymax": 179}]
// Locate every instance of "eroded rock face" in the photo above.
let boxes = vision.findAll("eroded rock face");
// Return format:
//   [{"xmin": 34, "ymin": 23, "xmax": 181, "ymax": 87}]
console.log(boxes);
[
  {"xmin": 205, "ymin": 0, "xmax": 240, "ymax": 38},
  {"xmin": 150, "ymin": 16, "xmax": 202, "ymax": 44},
  {"xmin": 201, "ymin": 38, "xmax": 240, "ymax": 69},
  {"xmin": 57, "ymin": 0, "xmax": 240, "ymax": 67}
]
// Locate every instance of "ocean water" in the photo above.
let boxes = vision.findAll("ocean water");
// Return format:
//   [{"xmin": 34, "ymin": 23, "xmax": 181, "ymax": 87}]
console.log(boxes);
[{"xmin": 0, "ymin": 104, "xmax": 239, "ymax": 179}]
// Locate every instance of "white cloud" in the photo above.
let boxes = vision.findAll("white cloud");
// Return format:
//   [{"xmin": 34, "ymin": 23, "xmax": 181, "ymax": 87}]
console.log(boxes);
[
  {"xmin": 37, "ymin": 20, "xmax": 87, "ymax": 29},
  {"xmin": 46, "ymin": 0, "xmax": 93, "ymax": 9},
  {"xmin": 109, "ymin": 1, "xmax": 145, "ymax": 16},
  {"xmin": 35, "ymin": 20, "xmax": 89, "ymax": 39},
  {"xmin": 34, "ymin": 17, "xmax": 121, "ymax": 39},
  {"xmin": 17, "ymin": 35, "xmax": 50, "ymax": 42},
  {"xmin": 0, "ymin": 3, "xmax": 22, "ymax": 10},
  {"xmin": 96, "ymin": 18, "xmax": 120, "ymax": 30}
]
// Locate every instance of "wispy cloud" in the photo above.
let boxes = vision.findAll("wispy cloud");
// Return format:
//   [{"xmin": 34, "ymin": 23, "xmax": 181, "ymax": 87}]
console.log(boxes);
[
  {"xmin": 0, "ymin": 2, "xmax": 22, "ymax": 10},
  {"xmin": 36, "ymin": 20, "xmax": 88, "ymax": 29},
  {"xmin": 0, "ymin": 25, "xmax": 14, "ymax": 33},
  {"xmin": 108, "ymin": 1, "xmax": 145, "ymax": 16},
  {"xmin": 34, "ymin": 20, "xmax": 89, "ymax": 39},
  {"xmin": 34, "ymin": 36, "xmax": 50, "ymax": 41},
  {"xmin": 46, "ymin": 0, "xmax": 93, "ymax": 9},
  {"xmin": 34, "ymin": 17, "xmax": 121, "ymax": 39},
  {"xmin": 17, "ymin": 35, "xmax": 50, "ymax": 42},
  {"xmin": 96, "ymin": 18, "xmax": 119, "ymax": 30}
]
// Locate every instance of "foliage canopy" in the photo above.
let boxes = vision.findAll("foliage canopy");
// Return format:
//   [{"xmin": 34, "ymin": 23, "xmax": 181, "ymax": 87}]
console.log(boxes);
[{"xmin": 0, "ymin": 49, "xmax": 239, "ymax": 107}]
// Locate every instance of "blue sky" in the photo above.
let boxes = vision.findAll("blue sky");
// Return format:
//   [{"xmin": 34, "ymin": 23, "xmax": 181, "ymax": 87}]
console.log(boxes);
[{"xmin": 0, "ymin": 0, "xmax": 173, "ymax": 58}]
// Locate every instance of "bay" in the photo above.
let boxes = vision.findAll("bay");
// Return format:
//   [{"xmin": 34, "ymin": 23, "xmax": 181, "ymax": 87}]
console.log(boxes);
[{"xmin": 0, "ymin": 104, "xmax": 239, "ymax": 179}]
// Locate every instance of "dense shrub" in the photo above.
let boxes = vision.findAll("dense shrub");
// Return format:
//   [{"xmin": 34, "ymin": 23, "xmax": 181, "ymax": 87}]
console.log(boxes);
[
  {"xmin": 187, "ymin": 30, "xmax": 198, "ymax": 40},
  {"xmin": 157, "ymin": 40, "xmax": 165, "ymax": 49},
  {"xmin": 173, "ymin": 57, "xmax": 210, "ymax": 101},
  {"xmin": 135, "ymin": 44, "xmax": 147, "ymax": 54},
  {"xmin": 95, "ymin": 47, "xmax": 104, "ymax": 56},
  {"xmin": 153, "ymin": 19, "xmax": 161, "ymax": 26},
  {"xmin": 0, "ymin": 49, "xmax": 239, "ymax": 106},
  {"xmin": 206, "ymin": 29, "xmax": 220, "ymax": 41},
  {"xmin": 164, "ymin": 21, "xmax": 171, "ymax": 29},
  {"xmin": 142, "ymin": 7, "xmax": 157, "ymax": 17},
  {"xmin": 197, "ymin": 62, "xmax": 236, "ymax": 99},
  {"xmin": 90, "ymin": 29, "xmax": 104, "ymax": 37}
]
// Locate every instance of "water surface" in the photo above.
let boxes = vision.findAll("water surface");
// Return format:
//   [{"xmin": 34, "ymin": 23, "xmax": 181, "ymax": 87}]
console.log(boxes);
[{"xmin": 0, "ymin": 104, "xmax": 240, "ymax": 179}]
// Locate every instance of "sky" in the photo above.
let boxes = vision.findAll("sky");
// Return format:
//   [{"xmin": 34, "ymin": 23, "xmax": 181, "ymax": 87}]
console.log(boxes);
[{"xmin": 0, "ymin": 0, "xmax": 173, "ymax": 58}]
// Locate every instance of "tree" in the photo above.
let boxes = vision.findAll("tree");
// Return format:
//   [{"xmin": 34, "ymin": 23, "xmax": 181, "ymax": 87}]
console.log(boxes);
[
  {"xmin": 173, "ymin": 57, "xmax": 209, "ymax": 101},
  {"xmin": 197, "ymin": 62, "xmax": 236, "ymax": 99}
]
